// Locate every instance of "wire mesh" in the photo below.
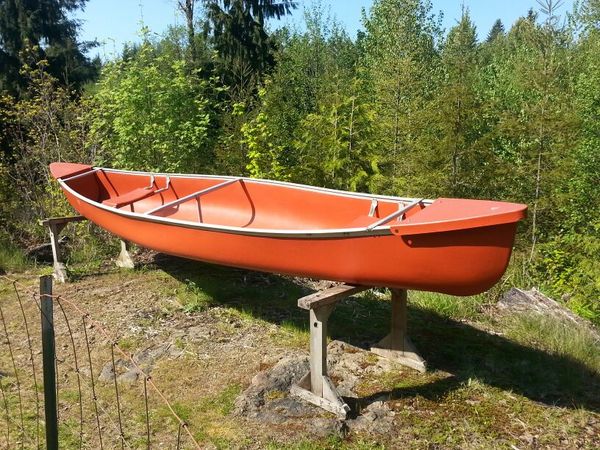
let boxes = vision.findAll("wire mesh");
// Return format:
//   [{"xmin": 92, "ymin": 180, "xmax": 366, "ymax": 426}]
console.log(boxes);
[{"xmin": 1, "ymin": 274, "xmax": 203, "ymax": 449}]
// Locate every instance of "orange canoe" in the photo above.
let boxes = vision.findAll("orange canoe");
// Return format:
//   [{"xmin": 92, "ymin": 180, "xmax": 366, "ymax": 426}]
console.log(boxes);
[{"xmin": 50, "ymin": 162, "xmax": 527, "ymax": 295}]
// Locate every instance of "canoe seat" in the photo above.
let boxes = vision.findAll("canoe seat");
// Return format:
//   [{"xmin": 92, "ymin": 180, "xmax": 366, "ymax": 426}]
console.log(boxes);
[{"xmin": 102, "ymin": 188, "xmax": 155, "ymax": 208}]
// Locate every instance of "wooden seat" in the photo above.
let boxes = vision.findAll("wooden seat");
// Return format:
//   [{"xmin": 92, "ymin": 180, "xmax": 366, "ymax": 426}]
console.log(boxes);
[{"xmin": 102, "ymin": 188, "xmax": 155, "ymax": 208}]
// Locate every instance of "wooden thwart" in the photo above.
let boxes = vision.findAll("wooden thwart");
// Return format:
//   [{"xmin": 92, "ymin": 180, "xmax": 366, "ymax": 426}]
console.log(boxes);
[{"xmin": 291, "ymin": 284, "xmax": 426, "ymax": 418}]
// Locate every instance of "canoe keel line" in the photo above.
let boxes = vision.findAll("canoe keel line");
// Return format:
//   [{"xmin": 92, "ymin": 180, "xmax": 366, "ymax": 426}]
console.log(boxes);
[{"xmin": 50, "ymin": 162, "xmax": 527, "ymax": 417}]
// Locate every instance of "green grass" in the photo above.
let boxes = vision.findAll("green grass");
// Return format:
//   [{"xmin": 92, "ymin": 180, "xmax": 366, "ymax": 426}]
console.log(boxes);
[
  {"xmin": 0, "ymin": 239, "xmax": 29, "ymax": 273},
  {"xmin": 2, "ymin": 258, "xmax": 598, "ymax": 449},
  {"xmin": 503, "ymin": 313, "xmax": 600, "ymax": 375},
  {"xmin": 410, "ymin": 290, "xmax": 489, "ymax": 320}
]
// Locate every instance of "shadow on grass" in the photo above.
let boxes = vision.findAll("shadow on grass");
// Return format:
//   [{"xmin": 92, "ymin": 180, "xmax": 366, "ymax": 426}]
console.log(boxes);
[{"xmin": 154, "ymin": 254, "xmax": 600, "ymax": 413}]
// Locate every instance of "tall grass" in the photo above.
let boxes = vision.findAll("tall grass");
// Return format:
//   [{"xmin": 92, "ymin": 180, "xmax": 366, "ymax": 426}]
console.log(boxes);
[
  {"xmin": 503, "ymin": 313, "xmax": 600, "ymax": 375},
  {"xmin": 0, "ymin": 239, "xmax": 29, "ymax": 273},
  {"xmin": 410, "ymin": 291, "xmax": 489, "ymax": 320}
]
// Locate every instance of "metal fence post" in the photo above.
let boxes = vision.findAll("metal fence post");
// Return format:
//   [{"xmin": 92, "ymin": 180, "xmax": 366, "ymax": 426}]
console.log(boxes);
[{"xmin": 40, "ymin": 275, "xmax": 58, "ymax": 450}]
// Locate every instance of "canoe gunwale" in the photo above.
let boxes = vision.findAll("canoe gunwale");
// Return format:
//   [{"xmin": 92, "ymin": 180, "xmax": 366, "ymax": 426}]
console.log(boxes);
[
  {"xmin": 58, "ymin": 176, "xmax": 398, "ymax": 239},
  {"xmin": 57, "ymin": 167, "xmax": 523, "ymax": 240}
]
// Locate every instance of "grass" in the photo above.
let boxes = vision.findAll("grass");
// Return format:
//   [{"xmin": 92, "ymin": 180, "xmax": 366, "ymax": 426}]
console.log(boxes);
[
  {"xmin": 1, "ymin": 256, "xmax": 598, "ymax": 449},
  {"xmin": 0, "ymin": 239, "xmax": 29, "ymax": 273},
  {"xmin": 503, "ymin": 313, "xmax": 600, "ymax": 374},
  {"xmin": 410, "ymin": 290, "xmax": 489, "ymax": 320}
]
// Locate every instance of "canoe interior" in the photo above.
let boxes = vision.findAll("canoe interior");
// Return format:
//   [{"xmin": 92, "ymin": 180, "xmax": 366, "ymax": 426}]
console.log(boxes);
[{"xmin": 66, "ymin": 170, "xmax": 424, "ymax": 231}]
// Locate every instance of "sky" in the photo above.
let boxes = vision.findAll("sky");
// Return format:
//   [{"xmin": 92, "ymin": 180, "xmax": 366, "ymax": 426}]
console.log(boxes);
[{"xmin": 75, "ymin": 0, "xmax": 576, "ymax": 59}]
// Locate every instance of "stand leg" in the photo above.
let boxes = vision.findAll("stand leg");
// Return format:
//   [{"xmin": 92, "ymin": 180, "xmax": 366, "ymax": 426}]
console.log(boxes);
[
  {"xmin": 291, "ymin": 285, "xmax": 367, "ymax": 418},
  {"xmin": 48, "ymin": 223, "xmax": 68, "ymax": 283},
  {"xmin": 371, "ymin": 289, "xmax": 426, "ymax": 373},
  {"xmin": 115, "ymin": 240, "xmax": 135, "ymax": 269}
]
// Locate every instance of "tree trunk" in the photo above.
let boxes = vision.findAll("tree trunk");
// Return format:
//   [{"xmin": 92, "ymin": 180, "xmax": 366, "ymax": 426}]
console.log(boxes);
[{"xmin": 178, "ymin": 0, "xmax": 196, "ymax": 64}]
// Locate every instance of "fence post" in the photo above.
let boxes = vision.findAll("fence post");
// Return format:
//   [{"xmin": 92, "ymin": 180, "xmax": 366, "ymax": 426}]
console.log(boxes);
[{"xmin": 40, "ymin": 275, "xmax": 58, "ymax": 450}]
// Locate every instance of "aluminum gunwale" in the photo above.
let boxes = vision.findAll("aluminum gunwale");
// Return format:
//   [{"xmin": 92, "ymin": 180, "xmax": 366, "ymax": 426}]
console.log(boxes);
[
  {"xmin": 58, "ymin": 173, "xmax": 406, "ymax": 239},
  {"xmin": 99, "ymin": 167, "xmax": 434, "ymax": 205}
]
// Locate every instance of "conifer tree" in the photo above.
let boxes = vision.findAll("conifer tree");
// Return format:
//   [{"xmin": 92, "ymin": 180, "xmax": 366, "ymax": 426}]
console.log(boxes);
[
  {"xmin": 435, "ymin": 11, "xmax": 482, "ymax": 197},
  {"xmin": 202, "ymin": 0, "xmax": 296, "ymax": 92},
  {"xmin": 486, "ymin": 19, "xmax": 505, "ymax": 42},
  {"xmin": 0, "ymin": 0, "xmax": 97, "ymax": 95},
  {"xmin": 360, "ymin": 0, "xmax": 442, "ymax": 194}
]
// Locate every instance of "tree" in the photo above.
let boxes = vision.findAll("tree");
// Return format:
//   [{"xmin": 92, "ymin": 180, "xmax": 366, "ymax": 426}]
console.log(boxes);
[
  {"xmin": 236, "ymin": 5, "xmax": 361, "ymax": 183},
  {"xmin": 88, "ymin": 39, "xmax": 218, "ymax": 173},
  {"xmin": 178, "ymin": 0, "xmax": 199, "ymax": 64},
  {"xmin": 360, "ymin": 0, "xmax": 442, "ymax": 194},
  {"xmin": 202, "ymin": 0, "xmax": 296, "ymax": 93},
  {"xmin": 294, "ymin": 77, "xmax": 380, "ymax": 191},
  {"xmin": 486, "ymin": 19, "xmax": 505, "ymax": 42},
  {"xmin": 0, "ymin": 55, "xmax": 91, "ymax": 242},
  {"xmin": 435, "ymin": 11, "xmax": 484, "ymax": 197},
  {"xmin": 0, "ymin": 0, "xmax": 97, "ymax": 95}
]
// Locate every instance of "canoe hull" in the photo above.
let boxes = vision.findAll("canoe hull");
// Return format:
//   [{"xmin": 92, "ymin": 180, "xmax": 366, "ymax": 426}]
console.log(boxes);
[{"xmin": 62, "ymin": 187, "xmax": 518, "ymax": 296}]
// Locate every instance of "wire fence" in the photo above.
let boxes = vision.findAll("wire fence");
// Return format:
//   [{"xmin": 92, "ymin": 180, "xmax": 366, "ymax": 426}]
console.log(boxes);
[{"xmin": 0, "ymin": 274, "xmax": 201, "ymax": 449}]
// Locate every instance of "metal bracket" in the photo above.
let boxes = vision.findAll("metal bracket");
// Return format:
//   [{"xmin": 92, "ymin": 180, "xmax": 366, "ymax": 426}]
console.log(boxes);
[
  {"xmin": 291, "ymin": 284, "xmax": 369, "ymax": 418},
  {"xmin": 370, "ymin": 289, "xmax": 426, "ymax": 373}
]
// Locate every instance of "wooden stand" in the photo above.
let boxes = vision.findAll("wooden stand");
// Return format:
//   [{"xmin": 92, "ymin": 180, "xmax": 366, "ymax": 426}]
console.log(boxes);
[
  {"xmin": 291, "ymin": 284, "xmax": 369, "ymax": 418},
  {"xmin": 291, "ymin": 285, "xmax": 427, "ymax": 418},
  {"xmin": 41, "ymin": 215, "xmax": 135, "ymax": 282},
  {"xmin": 370, "ymin": 289, "xmax": 426, "ymax": 373},
  {"xmin": 115, "ymin": 239, "xmax": 135, "ymax": 269}
]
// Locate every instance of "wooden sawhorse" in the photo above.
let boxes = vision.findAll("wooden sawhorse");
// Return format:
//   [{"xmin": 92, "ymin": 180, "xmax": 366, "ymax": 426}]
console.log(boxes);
[
  {"xmin": 291, "ymin": 284, "xmax": 426, "ymax": 418},
  {"xmin": 40, "ymin": 215, "xmax": 135, "ymax": 282}
]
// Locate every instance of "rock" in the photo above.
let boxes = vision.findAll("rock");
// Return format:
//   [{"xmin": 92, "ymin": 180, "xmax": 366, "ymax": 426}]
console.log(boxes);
[
  {"xmin": 119, "ymin": 369, "xmax": 140, "ymax": 383},
  {"xmin": 498, "ymin": 288, "xmax": 599, "ymax": 340},
  {"xmin": 233, "ymin": 342, "xmax": 402, "ymax": 437},
  {"xmin": 347, "ymin": 400, "xmax": 395, "ymax": 435},
  {"xmin": 98, "ymin": 358, "xmax": 136, "ymax": 383},
  {"xmin": 234, "ymin": 356, "xmax": 309, "ymax": 415},
  {"xmin": 98, "ymin": 342, "xmax": 178, "ymax": 384}
]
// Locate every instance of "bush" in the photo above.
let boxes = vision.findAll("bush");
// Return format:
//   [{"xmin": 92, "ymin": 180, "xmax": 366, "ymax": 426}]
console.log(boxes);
[
  {"xmin": 536, "ymin": 230, "xmax": 600, "ymax": 325},
  {"xmin": 89, "ymin": 38, "xmax": 219, "ymax": 173}
]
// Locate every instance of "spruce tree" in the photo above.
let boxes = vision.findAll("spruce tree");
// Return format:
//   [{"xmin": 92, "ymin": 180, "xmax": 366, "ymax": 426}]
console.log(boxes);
[
  {"xmin": 486, "ymin": 19, "xmax": 505, "ymax": 42},
  {"xmin": 435, "ymin": 11, "xmax": 482, "ymax": 197},
  {"xmin": 202, "ymin": 0, "xmax": 296, "ymax": 92},
  {"xmin": 0, "ymin": 0, "xmax": 97, "ymax": 95}
]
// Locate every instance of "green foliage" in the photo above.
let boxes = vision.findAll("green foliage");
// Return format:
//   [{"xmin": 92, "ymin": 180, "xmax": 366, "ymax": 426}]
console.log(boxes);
[
  {"xmin": 202, "ymin": 0, "xmax": 296, "ymax": 92},
  {"xmin": 294, "ymin": 77, "xmax": 380, "ymax": 191},
  {"xmin": 536, "ymin": 231, "xmax": 600, "ymax": 325},
  {"xmin": 241, "ymin": 88, "xmax": 289, "ymax": 180},
  {"xmin": 0, "ymin": 54, "xmax": 91, "ymax": 242},
  {"xmin": 0, "ymin": 0, "xmax": 598, "ymax": 325},
  {"xmin": 89, "ymin": 39, "xmax": 218, "ymax": 173},
  {"xmin": 360, "ymin": 0, "xmax": 442, "ymax": 194},
  {"xmin": 0, "ymin": 0, "xmax": 98, "ymax": 96},
  {"xmin": 0, "ymin": 235, "xmax": 28, "ymax": 273}
]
